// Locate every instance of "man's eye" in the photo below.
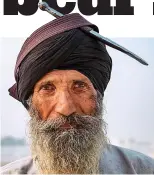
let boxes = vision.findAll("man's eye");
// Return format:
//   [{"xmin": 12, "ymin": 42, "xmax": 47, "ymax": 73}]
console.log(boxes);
[
  {"xmin": 41, "ymin": 84, "xmax": 55, "ymax": 91},
  {"xmin": 73, "ymin": 81, "xmax": 87, "ymax": 91}
]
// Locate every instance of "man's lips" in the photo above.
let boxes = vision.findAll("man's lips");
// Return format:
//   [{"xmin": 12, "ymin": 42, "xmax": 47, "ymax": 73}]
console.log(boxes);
[{"xmin": 60, "ymin": 122, "xmax": 76, "ymax": 129}]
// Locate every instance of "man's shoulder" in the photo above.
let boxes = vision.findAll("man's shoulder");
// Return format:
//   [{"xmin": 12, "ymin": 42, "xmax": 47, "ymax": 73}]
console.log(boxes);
[
  {"xmin": 1, "ymin": 145, "xmax": 154, "ymax": 174},
  {"xmin": 0, "ymin": 156, "xmax": 35, "ymax": 174},
  {"xmin": 101, "ymin": 144, "xmax": 154, "ymax": 174}
]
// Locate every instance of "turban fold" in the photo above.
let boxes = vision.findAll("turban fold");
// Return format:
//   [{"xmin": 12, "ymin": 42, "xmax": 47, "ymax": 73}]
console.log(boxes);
[{"xmin": 9, "ymin": 13, "xmax": 112, "ymax": 108}]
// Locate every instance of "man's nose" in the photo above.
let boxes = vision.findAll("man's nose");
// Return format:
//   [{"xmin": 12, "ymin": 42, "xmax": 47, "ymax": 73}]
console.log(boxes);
[{"xmin": 55, "ymin": 91, "xmax": 77, "ymax": 116}]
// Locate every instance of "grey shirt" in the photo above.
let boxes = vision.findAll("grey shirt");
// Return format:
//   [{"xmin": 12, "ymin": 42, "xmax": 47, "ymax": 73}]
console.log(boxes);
[{"xmin": 1, "ymin": 144, "xmax": 154, "ymax": 174}]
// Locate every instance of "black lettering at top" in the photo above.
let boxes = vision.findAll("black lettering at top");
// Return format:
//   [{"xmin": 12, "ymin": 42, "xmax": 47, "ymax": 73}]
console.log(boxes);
[
  {"xmin": 78, "ymin": 0, "xmax": 113, "ymax": 15},
  {"xmin": 4, "ymin": 0, "xmax": 39, "ymax": 15},
  {"xmin": 44, "ymin": 0, "xmax": 76, "ymax": 14},
  {"xmin": 114, "ymin": 0, "xmax": 134, "ymax": 15}
]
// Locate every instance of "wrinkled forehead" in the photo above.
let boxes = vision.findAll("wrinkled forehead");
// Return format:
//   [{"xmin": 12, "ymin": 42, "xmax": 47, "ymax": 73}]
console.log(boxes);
[{"xmin": 34, "ymin": 69, "xmax": 94, "ymax": 87}]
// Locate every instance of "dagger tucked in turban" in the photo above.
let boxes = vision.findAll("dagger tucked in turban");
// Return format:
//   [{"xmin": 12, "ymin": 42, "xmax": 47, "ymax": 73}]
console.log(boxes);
[{"xmin": 8, "ymin": 3, "xmax": 147, "ymax": 108}]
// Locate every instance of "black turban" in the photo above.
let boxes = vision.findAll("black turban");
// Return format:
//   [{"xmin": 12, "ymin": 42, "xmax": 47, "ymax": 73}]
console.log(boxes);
[{"xmin": 9, "ymin": 14, "xmax": 112, "ymax": 108}]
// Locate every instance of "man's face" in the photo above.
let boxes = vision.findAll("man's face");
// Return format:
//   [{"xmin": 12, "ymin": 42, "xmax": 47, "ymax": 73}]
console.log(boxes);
[
  {"xmin": 28, "ymin": 70, "xmax": 107, "ymax": 174},
  {"xmin": 32, "ymin": 70, "xmax": 97, "ymax": 121}
]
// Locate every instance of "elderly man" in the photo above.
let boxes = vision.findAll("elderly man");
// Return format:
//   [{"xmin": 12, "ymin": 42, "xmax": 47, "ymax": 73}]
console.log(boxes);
[{"xmin": 1, "ymin": 8, "xmax": 154, "ymax": 174}]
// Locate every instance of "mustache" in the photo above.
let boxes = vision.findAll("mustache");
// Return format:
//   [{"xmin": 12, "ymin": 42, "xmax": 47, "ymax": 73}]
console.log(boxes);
[
  {"xmin": 29, "ymin": 114, "xmax": 107, "ymax": 174},
  {"xmin": 29, "ymin": 114, "xmax": 103, "ymax": 132}
]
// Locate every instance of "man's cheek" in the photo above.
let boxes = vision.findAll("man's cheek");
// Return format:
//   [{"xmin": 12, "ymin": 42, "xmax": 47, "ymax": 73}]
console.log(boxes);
[
  {"xmin": 88, "ymin": 94, "xmax": 98, "ymax": 114},
  {"xmin": 32, "ymin": 97, "xmax": 49, "ymax": 120},
  {"xmin": 80, "ymin": 95, "xmax": 97, "ymax": 115},
  {"xmin": 39, "ymin": 103, "xmax": 53, "ymax": 120}
]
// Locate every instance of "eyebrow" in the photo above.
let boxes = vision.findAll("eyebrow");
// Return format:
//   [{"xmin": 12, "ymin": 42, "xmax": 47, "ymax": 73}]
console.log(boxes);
[
  {"xmin": 38, "ymin": 80, "xmax": 54, "ymax": 87},
  {"xmin": 72, "ymin": 78, "xmax": 88, "ymax": 83},
  {"xmin": 38, "ymin": 78, "xmax": 89, "ymax": 87}
]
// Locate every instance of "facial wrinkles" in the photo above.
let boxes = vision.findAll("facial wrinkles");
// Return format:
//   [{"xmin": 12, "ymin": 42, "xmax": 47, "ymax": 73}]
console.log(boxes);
[{"xmin": 32, "ymin": 70, "xmax": 97, "ymax": 120}]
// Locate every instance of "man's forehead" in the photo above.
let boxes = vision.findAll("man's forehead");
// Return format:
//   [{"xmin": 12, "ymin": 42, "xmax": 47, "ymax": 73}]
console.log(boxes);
[{"xmin": 35, "ymin": 70, "xmax": 91, "ymax": 86}]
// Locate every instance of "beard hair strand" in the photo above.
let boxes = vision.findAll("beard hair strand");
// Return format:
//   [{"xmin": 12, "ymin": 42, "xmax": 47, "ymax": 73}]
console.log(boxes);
[{"xmin": 27, "ymin": 92, "xmax": 108, "ymax": 174}]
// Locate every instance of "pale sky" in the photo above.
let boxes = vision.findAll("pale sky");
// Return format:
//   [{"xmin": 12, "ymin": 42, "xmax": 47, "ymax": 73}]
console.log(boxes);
[{"xmin": 0, "ymin": 38, "xmax": 154, "ymax": 143}]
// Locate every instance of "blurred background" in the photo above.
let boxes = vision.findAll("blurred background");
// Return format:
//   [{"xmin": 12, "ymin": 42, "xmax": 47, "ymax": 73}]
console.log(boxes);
[{"xmin": 0, "ymin": 38, "xmax": 154, "ymax": 166}]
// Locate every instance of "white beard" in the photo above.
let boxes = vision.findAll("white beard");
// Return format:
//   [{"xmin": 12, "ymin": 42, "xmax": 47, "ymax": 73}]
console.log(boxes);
[{"xmin": 28, "ymin": 94, "xmax": 108, "ymax": 174}]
